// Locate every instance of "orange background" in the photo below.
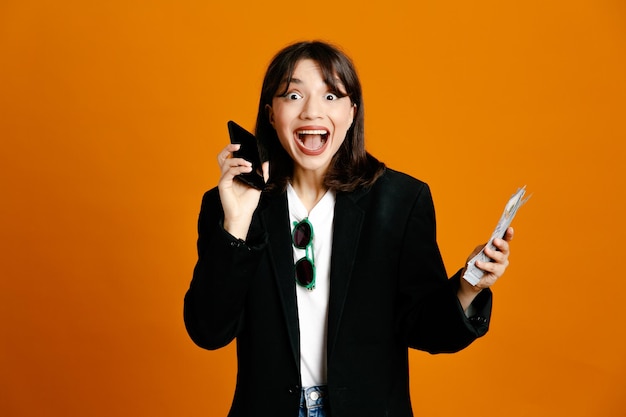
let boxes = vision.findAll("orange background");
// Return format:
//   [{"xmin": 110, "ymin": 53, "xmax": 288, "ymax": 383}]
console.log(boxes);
[{"xmin": 1, "ymin": 0, "xmax": 625, "ymax": 416}]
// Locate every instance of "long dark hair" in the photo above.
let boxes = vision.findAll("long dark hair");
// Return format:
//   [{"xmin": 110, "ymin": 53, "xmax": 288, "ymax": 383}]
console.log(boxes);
[{"xmin": 255, "ymin": 41, "xmax": 385, "ymax": 193}]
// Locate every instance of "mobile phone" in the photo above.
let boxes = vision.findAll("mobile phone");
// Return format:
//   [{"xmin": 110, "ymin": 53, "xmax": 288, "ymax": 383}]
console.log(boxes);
[{"xmin": 227, "ymin": 120, "xmax": 266, "ymax": 190}]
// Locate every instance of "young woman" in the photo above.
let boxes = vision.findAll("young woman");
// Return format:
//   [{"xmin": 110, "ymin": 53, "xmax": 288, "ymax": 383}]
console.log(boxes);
[{"xmin": 184, "ymin": 41, "xmax": 513, "ymax": 417}]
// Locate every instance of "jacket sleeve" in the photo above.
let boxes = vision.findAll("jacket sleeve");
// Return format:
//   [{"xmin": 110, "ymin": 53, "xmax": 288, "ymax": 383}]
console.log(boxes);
[
  {"xmin": 396, "ymin": 183, "xmax": 492, "ymax": 354},
  {"xmin": 183, "ymin": 188, "xmax": 267, "ymax": 350}
]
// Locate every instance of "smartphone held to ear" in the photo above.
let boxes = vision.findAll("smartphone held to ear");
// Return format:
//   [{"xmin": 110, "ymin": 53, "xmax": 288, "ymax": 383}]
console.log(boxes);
[{"xmin": 227, "ymin": 121, "xmax": 266, "ymax": 190}]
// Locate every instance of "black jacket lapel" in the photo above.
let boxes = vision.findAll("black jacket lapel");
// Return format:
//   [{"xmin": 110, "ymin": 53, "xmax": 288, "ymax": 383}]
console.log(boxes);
[
  {"xmin": 327, "ymin": 190, "xmax": 366, "ymax": 359},
  {"xmin": 259, "ymin": 192, "xmax": 301, "ymax": 373}
]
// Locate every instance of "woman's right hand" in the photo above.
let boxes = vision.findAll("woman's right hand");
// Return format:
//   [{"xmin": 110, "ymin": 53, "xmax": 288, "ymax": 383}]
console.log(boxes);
[{"xmin": 217, "ymin": 144, "xmax": 269, "ymax": 240}]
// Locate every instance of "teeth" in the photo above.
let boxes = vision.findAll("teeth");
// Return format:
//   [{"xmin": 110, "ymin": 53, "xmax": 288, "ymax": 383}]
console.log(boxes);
[{"xmin": 298, "ymin": 129, "xmax": 328, "ymax": 135}]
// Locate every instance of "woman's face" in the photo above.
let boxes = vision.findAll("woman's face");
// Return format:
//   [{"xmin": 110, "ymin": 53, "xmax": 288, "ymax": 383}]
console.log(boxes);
[{"xmin": 267, "ymin": 59, "xmax": 355, "ymax": 177}]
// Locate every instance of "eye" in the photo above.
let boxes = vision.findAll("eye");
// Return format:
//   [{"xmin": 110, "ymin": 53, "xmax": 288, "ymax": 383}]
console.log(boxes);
[
  {"xmin": 325, "ymin": 93, "xmax": 338, "ymax": 101},
  {"xmin": 287, "ymin": 92, "xmax": 302, "ymax": 100}
]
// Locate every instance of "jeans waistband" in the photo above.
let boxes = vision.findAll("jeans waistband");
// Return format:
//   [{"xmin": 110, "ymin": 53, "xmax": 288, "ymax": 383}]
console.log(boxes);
[{"xmin": 300, "ymin": 385, "xmax": 328, "ymax": 409}]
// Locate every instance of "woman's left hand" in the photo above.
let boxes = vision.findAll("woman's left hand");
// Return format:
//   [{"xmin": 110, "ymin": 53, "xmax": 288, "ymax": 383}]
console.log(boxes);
[{"xmin": 458, "ymin": 227, "xmax": 514, "ymax": 309}]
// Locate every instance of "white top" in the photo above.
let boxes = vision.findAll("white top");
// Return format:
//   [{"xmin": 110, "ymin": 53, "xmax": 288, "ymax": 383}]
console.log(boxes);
[{"xmin": 286, "ymin": 183, "xmax": 335, "ymax": 387}]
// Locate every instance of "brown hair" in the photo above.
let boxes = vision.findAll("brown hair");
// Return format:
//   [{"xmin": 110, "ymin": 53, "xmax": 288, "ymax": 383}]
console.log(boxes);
[{"xmin": 255, "ymin": 41, "xmax": 385, "ymax": 193}]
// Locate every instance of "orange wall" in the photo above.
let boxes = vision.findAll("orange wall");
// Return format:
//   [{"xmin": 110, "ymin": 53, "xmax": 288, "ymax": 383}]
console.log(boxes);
[{"xmin": 1, "ymin": 1, "xmax": 625, "ymax": 416}]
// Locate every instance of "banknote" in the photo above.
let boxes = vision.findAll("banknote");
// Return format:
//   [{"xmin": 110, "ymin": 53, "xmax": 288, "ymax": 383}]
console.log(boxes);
[{"xmin": 463, "ymin": 186, "xmax": 530, "ymax": 286}]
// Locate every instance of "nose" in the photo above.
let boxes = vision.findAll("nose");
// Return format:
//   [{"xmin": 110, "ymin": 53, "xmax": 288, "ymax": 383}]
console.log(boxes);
[{"xmin": 300, "ymin": 97, "xmax": 322, "ymax": 120}]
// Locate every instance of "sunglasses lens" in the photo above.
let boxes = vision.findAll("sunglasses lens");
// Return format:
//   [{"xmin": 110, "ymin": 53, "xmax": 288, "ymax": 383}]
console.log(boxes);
[
  {"xmin": 295, "ymin": 258, "xmax": 314, "ymax": 286},
  {"xmin": 293, "ymin": 221, "xmax": 312, "ymax": 248}
]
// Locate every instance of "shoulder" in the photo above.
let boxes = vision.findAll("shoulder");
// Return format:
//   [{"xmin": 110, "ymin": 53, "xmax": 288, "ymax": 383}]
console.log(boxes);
[
  {"xmin": 376, "ymin": 168, "xmax": 427, "ymax": 189},
  {"xmin": 368, "ymin": 168, "xmax": 432, "ymax": 203},
  {"xmin": 342, "ymin": 168, "xmax": 435, "ymax": 218}
]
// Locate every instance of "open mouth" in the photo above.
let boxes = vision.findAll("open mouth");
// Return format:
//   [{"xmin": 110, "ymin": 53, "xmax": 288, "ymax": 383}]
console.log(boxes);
[{"xmin": 296, "ymin": 129, "xmax": 329, "ymax": 151}]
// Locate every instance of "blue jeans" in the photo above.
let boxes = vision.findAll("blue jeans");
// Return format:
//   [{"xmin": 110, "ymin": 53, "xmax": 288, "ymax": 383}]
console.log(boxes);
[{"xmin": 298, "ymin": 385, "xmax": 328, "ymax": 417}]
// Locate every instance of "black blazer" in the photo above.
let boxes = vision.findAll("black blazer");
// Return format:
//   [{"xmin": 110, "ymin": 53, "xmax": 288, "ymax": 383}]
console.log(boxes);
[{"xmin": 184, "ymin": 169, "xmax": 492, "ymax": 417}]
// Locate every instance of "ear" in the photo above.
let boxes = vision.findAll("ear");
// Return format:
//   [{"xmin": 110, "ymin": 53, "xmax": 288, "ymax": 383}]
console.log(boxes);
[
  {"xmin": 265, "ymin": 104, "xmax": 275, "ymax": 127},
  {"xmin": 349, "ymin": 103, "xmax": 356, "ymax": 125}
]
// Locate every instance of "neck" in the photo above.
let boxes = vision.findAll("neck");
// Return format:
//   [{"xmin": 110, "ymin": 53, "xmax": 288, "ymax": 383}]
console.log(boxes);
[{"xmin": 291, "ymin": 169, "xmax": 328, "ymax": 212}]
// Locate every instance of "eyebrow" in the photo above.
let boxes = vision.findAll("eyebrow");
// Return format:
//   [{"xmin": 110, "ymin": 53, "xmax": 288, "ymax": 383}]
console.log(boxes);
[
  {"xmin": 277, "ymin": 76, "xmax": 348, "ymax": 97},
  {"xmin": 285, "ymin": 76, "xmax": 344, "ymax": 85}
]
